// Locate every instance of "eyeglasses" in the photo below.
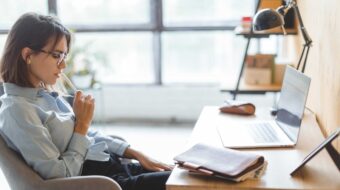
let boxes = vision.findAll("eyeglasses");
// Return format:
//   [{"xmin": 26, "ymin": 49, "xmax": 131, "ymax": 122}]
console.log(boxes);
[{"xmin": 38, "ymin": 49, "xmax": 68, "ymax": 66}]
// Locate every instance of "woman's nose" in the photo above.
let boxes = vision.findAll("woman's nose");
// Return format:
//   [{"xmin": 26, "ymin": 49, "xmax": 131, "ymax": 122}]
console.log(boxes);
[{"xmin": 58, "ymin": 60, "xmax": 67, "ymax": 69}]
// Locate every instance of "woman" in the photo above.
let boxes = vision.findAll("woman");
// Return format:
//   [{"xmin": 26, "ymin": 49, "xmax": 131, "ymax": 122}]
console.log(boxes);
[{"xmin": 0, "ymin": 12, "xmax": 172, "ymax": 190}]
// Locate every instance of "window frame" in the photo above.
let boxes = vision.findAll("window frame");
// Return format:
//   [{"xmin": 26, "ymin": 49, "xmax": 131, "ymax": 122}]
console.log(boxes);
[{"xmin": 0, "ymin": 0, "xmax": 257, "ymax": 85}]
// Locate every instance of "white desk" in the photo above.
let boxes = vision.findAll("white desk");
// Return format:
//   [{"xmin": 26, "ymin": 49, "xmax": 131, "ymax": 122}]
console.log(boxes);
[{"xmin": 166, "ymin": 106, "xmax": 340, "ymax": 190}]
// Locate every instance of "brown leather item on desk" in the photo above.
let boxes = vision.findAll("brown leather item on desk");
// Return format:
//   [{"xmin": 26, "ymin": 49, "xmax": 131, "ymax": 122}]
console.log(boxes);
[
  {"xmin": 174, "ymin": 143, "xmax": 266, "ymax": 182},
  {"xmin": 219, "ymin": 100, "xmax": 256, "ymax": 115}
]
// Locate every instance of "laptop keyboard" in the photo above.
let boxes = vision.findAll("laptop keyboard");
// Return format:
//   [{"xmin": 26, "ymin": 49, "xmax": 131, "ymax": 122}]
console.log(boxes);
[{"xmin": 248, "ymin": 122, "xmax": 280, "ymax": 143}]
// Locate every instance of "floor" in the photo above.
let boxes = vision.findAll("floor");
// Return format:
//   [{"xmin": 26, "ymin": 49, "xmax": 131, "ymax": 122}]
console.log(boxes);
[
  {"xmin": 0, "ymin": 122, "xmax": 194, "ymax": 190},
  {"xmin": 94, "ymin": 122, "xmax": 194, "ymax": 164}
]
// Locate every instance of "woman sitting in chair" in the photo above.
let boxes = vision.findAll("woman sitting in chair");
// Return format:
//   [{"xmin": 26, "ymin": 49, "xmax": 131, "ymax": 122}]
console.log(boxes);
[{"xmin": 0, "ymin": 12, "xmax": 172, "ymax": 190}]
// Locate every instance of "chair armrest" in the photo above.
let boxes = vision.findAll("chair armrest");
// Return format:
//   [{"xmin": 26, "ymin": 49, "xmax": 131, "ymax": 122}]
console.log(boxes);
[
  {"xmin": 42, "ymin": 135, "xmax": 129, "ymax": 190},
  {"xmin": 41, "ymin": 176, "xmax": 121, "ymax": 190}
]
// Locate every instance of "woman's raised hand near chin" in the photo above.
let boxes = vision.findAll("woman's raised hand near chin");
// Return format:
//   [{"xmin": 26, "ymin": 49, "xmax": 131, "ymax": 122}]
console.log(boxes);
[{"xmin": 73, "ymin": 91, "xmax": 95, "ymax": 136}]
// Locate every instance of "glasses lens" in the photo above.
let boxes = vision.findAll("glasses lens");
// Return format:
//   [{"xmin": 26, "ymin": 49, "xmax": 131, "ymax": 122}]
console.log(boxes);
[{"xmin": 57, "ymin": 53, "xmax": 67, "ymax": 66}]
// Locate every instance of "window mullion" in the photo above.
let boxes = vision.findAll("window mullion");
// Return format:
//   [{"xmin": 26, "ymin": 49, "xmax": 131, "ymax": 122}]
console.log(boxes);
[
  {"xmin": 48, "ymin": 0, "xmax": 58, "ymax": 15},
  {"xmin": 151, "ymin": 0, "xmax": 163, "ymax": 85}
]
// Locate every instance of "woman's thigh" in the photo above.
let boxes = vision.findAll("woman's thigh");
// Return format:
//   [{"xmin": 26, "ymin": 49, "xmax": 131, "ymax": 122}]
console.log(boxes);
[
  {"xmin": 82, "ymin": 155, "xmax": 171, "ymax": 190},
  {"xmin": 114, "ymin": 169, "xmax": 171, "ymax": 190}
]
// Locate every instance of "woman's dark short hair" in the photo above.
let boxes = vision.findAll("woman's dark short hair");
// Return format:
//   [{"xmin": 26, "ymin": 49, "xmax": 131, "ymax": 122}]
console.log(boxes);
[{"xmin": 0, "ymin": 12, "xmax": 71, "ymax": 87}]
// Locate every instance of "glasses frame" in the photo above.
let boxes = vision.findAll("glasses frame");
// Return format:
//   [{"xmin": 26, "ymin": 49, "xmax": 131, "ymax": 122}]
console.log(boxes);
[{"xmin": 38, "ymin": 49, "xmax": 68, "ymax": 66}]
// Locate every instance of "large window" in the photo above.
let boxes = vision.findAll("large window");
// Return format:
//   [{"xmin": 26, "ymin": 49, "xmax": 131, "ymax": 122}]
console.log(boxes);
[
  {"xmin": 0, "ymin": 35, "xmax": 7, "ymax": 55},
  {"xmin": 0, "ymin": 0, "xmax": 48, "ymax": 29},
  {"xmin": 162, "ymin": 31, "xmax": 235, "ymax": 84},
  {"xmin": 0, "ymin": 0, "xmax": 278, "ymax": 85},
  {"xmin": 73, "ymin": 32, "xmax": 154, "ymax": 84},
  {"xmin": 58, "ymin": 0, "xmax": 151, "ymax": 25},
  {"xmin": 163, "ymin": 0, "xmax": 254, "ymax": 26}
]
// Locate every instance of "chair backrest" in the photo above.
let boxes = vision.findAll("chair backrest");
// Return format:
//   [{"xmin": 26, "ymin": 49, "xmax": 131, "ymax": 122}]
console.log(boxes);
[
  {"xmin": 0, "ymin": 135, "xmax": 45, "ymax": 190},
  {"xmin": 0, "ymin": 83, "xmax": 46, "ymax": 190}
]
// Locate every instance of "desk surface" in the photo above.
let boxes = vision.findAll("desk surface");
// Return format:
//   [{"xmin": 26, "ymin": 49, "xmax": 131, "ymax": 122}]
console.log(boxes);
[{"xmin": 166, "ymin": 106, "xmax": 340, "ymax": 190}]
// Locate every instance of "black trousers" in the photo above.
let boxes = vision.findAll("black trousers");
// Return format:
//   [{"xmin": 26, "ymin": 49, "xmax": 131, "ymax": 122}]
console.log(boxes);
[{"xmin": 81, "ymin": 153, "xmax": 171, "ymax": 190}]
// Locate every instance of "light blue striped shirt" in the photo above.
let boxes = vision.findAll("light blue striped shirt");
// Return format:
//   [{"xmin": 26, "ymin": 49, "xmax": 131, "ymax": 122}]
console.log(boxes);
[{"xmin": 0, "ymin": 83, "xmax": 130, "ymax": 179}]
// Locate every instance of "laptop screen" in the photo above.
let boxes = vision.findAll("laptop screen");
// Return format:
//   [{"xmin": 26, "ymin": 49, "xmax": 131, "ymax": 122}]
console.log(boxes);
[{"xmin": 275, "ymin": 66, "xmax": 311, "ymax": 142}]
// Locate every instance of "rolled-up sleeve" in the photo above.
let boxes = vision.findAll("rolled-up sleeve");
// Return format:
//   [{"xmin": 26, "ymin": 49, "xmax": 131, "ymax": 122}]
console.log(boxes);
[
  {"xmin": 2, "ymin": 106, "xmax": 91, "ymax": 179},
  {"xmin": 87, "ymin": 129, "xmax": 130, "ymax": 156}
]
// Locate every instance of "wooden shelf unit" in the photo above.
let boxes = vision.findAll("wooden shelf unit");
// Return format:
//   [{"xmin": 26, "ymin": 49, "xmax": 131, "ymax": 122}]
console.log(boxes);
[
  {"xmin": 220, "ymin": 80, "xmax": 282, "ymax": 94},
  {"xmin": 226, "ymin": 0, "xmax": 298, "ymax": 99}
]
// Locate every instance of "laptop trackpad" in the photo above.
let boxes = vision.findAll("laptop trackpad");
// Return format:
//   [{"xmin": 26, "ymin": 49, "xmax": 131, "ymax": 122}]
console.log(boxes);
[{"xmin": 217, "ymin": 121, "xmax": 294, "ymax": 148}]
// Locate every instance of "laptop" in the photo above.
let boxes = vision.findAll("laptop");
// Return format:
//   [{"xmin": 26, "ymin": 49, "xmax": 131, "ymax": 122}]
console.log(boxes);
[{"xmin": 217, "ymin": 66, "xmax": 311, "ymax": 148}]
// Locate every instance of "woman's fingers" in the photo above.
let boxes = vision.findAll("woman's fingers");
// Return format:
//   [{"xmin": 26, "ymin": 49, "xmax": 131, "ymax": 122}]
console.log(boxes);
[
  {"xmin": 73, "ymin": 90, "xmax": 83, "ymax": 108},
  {"xmin": 141, "ymin": 159, "xmax": 173, "ymax": 172},
  {"xmin": 159, "ymin": 163, "xmax": 174, "ymax": 171},
  {"xmin": 73, "ymin": 92, "xmax": 95, "ymax": 122},
  {"xmin": 84, "ymin": 95, "xmax": 95, "ymax": 116},
  {"xmin": 126, "ymin": 147, "xmax": 173, "ymax": 172},
  {"xmin": 153, "ymin": 162, "xmax": 173, "ymax": 171},
  {"xmin": 146, "ymin": 163, "xmax": 164, "ymax": 172}
]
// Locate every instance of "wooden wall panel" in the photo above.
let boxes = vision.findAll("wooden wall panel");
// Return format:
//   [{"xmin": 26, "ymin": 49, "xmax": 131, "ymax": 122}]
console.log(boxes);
[{"xmin": 297, "ymin": 0, "xmax": 340, "ymax": 151}]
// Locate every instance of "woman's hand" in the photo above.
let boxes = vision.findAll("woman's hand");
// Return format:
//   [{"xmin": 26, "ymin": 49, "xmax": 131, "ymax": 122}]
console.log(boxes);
[
  {"xmin": 73, "ymin": 91, "xmax": 95, "ymax": 136},
  {"xmin": 124, "ymin": 148, "xmax": 173, "ymax": 172}
]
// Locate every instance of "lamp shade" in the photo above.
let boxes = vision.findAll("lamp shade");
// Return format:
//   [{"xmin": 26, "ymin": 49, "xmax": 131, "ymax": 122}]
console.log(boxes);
[{"xmin": 253, "ymin": 8, "xmax": 285, "ymax": 31}]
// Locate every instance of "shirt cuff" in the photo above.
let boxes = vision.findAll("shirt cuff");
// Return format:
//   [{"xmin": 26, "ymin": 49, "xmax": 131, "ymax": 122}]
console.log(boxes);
[
  {"xmin": 110, "ymin": 140, "xmax": 130, "ymax": 157},
  {"xmin": 68, "ymin": 133, "xmax": 91, "ymax": 157}
]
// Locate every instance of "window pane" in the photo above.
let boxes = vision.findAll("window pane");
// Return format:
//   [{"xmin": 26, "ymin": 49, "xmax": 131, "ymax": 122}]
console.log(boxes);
[
  {"xmin": 70, "ymin": 32, "xmax": 154, "ymax": 84},
  {"xmin": 162, "ymin": 31, "xmax": 246, "ymax": 84},
  {"xmin": 0, "ymin": 35, "xmax": 8, "ymax": 56},
  {"xmin": 163, "ymin": 0, "xmax": 255, "ymax": 26},
  {"xmin": 58, "ymin": 0, "xmax": 150, "ymax": 25},
  {"xmin": 248, "ymin": 35, "xmax": 279, "ymax": 55},
  {"xmin": 0, "ymin": 0, "xmax": 48, "ymax": 29}
]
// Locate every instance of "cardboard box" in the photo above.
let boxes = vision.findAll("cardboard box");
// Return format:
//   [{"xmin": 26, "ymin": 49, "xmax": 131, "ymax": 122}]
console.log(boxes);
[
  {"xmin": 244, "ymin": 67, "xmax": 272, "ymax": 85},
  {"xmin": 246, "ymin": 54, "xmax": 274, "ymax": 68},
  {"xmin": 273, "ymin": 62, "xmax": 294, "ymax": 84},
  {"xmin": 244, "ymin": 54, "xmax": 274, "ymax": 85}
]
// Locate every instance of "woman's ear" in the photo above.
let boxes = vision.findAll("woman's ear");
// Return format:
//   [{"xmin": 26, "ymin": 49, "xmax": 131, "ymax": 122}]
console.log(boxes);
[{"xmin": 21, "ymin": 47, "xmax": 33, "ymax": 64}]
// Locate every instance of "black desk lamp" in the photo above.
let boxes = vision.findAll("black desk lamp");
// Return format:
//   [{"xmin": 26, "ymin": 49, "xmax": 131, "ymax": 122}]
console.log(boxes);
[{"xmin": 252, "ymin": 0, "xmax": 312, "ymax": 73}]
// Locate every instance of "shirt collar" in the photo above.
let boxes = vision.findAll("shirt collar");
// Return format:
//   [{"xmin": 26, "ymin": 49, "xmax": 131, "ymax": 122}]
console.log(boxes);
[{"xmin": 3, "ymin": 83, "xmax": 44, "ymax": 100}]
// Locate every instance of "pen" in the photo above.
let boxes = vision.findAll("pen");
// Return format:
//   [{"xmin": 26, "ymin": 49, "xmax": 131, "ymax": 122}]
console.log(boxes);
[{"xmin": 61, "ymin": 73, "xmax": 77, "ymax": 93}]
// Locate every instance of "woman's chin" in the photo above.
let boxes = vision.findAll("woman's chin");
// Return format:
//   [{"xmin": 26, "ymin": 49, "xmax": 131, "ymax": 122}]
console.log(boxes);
[{"xmin": 44, "ymin": 79, "xmax": 57, "ymax": 86}]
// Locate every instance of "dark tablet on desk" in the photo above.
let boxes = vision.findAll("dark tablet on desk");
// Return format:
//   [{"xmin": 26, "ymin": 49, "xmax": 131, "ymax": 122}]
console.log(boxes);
[{"xmin": 290, "ymin": 128, "xmax": 340, "ymax": 176}]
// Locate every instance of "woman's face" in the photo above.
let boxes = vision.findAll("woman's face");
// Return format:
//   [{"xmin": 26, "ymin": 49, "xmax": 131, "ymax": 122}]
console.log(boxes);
[{"xmin": 27, "ymin": 35, "xmax": 68, "ymax": 87}]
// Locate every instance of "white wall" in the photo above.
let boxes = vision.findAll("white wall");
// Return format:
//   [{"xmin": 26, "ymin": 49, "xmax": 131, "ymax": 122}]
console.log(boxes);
[{"xmin": 88, "ymin": 85, "xmax": 276, "ymax": 123}]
